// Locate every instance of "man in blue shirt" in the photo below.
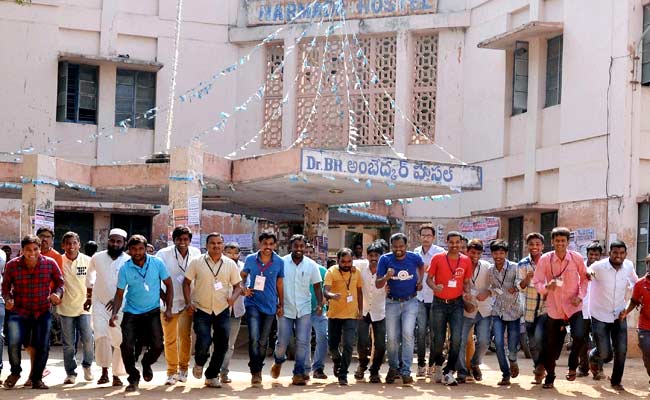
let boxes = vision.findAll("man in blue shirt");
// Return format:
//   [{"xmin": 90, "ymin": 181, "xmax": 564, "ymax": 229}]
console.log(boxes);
[
  {"xmin": 241, "ymin": 232, "xmax": 285, "ymax": 386},
  {"xmin": 376, "ymin": 233, "xmax": 424, "ymax": 384},
  {"xmin": 109, "ymin": 235, "xmax": 173, "ymax": 393},
  {"xmin": 271, "ymin": 234, "xmax": 323, "ymax": 386}
]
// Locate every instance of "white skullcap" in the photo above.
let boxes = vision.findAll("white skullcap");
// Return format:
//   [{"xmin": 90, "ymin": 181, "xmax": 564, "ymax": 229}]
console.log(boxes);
[{"xmin": 109, "ymin": 228, "xmax": 128, "ymax": 239}]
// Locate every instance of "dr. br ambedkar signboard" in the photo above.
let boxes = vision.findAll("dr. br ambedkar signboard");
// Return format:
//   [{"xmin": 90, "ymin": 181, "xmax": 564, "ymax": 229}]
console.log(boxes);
[{"xmin": 247, "ymin": 0, "xmax": 438, "ymax": 26}]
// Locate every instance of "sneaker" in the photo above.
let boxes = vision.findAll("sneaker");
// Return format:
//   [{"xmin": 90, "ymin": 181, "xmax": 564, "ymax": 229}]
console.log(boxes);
[
  {"xmin": 125, "ymin": 383, "xmax": 139, "ymax": 392},
  {"xmin": 402, "ymin": 375, "xmax": 414, "ymax": 385},
  {"xmin": 416, "ymin": 366, "xmax": 427, "ymax": 378},
  {"xmin": 313, "ymin": 369, "xmax": 328, "ymax": 379},
  {"xmin": 193, "ymin": 365, "xmax": 204, "ymax": 379},
  {"xmin": 434, "ymin": 367, "xmax": 444, "ymax": 384},
  {"xmin": 205, "ymin": 377, "xmax": 221, "ymax": 388},
  {"xmin": 292, "ymin": 374, "xmax": 306, "ymax": 386},
  {"xmin": 354, "ymin": 366, "xmax": 365, "ymax": 380},
  {"xmin": 510, "ymin": 362, "xmax": 519, "ymax": 378},
  {"xmin": 369, "ymin": 374, "xmax": 382, "ymax": 384},
  {"xmin": 338, "ymin": 376, "xmax": 348, "ymax": 386},
  {"xmin": 251, "ymin": 372, "xmax": 262, "ymax": 385},
  {"xmin": 385, "ymin": 368, "xmax": 399, "ymax": 384},
  {"xmin": 220, "ymin": 373, "xmax": 231, "ymax": 383},
  {"xmin": 64, "ymin": 375, "xmax": 76, "ymax": 384},
  {"xmin": 443, "ymin": 372, "xmax": 457, "ymax": 386},
  {"xmin": 165, "ymin": 375, "xmax": 177, "ymax": 385},
  {"xmin": 271, "ymin": 363, "xmax": 282, "ymax": 379},
  {"xmin": 83, "ymin": 367, "xmax": 94, "ymax": 381},
  {"xmin": 178, "ymin": 370, "xmax": 188, "ymax": 383},
  {"xmin": 471, "ymin": 366, "xmax": 482, "ymax": 382}
]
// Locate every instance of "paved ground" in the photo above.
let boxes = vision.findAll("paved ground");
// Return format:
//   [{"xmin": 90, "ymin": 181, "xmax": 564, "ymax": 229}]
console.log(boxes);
[{"xmin": 2, "ymin": 347, "xmax": 650, "ymax": 399}]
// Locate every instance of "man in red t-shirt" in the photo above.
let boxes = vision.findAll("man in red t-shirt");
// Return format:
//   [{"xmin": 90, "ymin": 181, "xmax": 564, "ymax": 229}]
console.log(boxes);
[
  {"xmin": 426, "ymin": 231, "xmax": 472, "ymax": 386},
  {"xmin": 621, "ymin": 254, "xmax": 650, "ymax": 380}
]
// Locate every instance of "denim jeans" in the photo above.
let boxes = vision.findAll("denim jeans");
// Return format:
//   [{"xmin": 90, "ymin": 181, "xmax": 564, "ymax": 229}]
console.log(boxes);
[
  {"xmin": 543, "ymin": 311, "xmax": 585, "ymax": 384},
  {"xmin": 221, "ymin": 316, "xmax": 242, "ymax": 375},
  {"xmin": 385, "ymin": 297, "xmax": 418, "ymax": 376},
  {"xmin": 7, "ymin": 310, "xmax": 52, "ymax": 383},
  {"xmin": 416, "ymin": 301, "xmax": 433, "ymax": 367},
  {"xmin": 589, "ymin": 317, "xmax": 627, "ymax": 385},
  {"xmin": 492, "ymin": 316, "xmax": 520, "ymax": 379},
  {"xmin": 638, "ymin": 329, "xmax": 650, "ymax": 377},
  {"xmin": 61, "ymin": 314, "xmax": 94, "ymax": 376},
  {"xmin": 305, "ymin": 312, "xmax": 328, "ymax": 373},
  {"xmin": 431, "ymin": 297, "xmax": 464, "ymax": 374},
  {"xmin": 0, "ymin": 303, "xmax": 5, "ymax": 373},
  {"xmin": 193, "ymin": 308, "xmax": 230, "ymax": 379},
  {"xmin": 457, "ymin": 312, "xmax": 491, "ymax": 378},
  {"xmin": 274, "ymin": 314, "xmax": 312, "ymax": 375},
  {"xmin": 328, "ymin": 318, "xmax": 357, "ymax": 378},
  {"xmin": 525, "ymin": 313, "xmax": 548, "ymax": 368},
  {"xmin": 245, "ymin": 305, "xmax": 275, "ymax": 374},
  {"xmin": 120, "ymin": 309, "xmax": 164, "ymax": 384},
  {"xmin": 357, "ymin": 314, "xmax": 386, "ymax": 375}
]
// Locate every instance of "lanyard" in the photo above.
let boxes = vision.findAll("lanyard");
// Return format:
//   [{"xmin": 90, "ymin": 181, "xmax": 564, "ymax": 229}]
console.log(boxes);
[
  {"xmin": 135, "ymin": 257, "xmax": 150, "ymax": 281},
  {"xmin": 256, "ymin": 256, "xmax": 273, "ymax": 276},
  {"xmin": 205, "ymin": 256, "xmax": 223, "ymax": 279},
  {"xmin": 446, "ymin": 255, "xmax": 460, "ymax": 277},
  {"xmin": 471, "ymin": 262, "xmax": 480, "ymax": 285},
  {"xmin": 495, "ymin": 264, "xmax": 508, "ymax": 288},
  {"xmin": 550, "ymin": 252, "xmax": 573, "ymax": 279},
  {"xmin": 174, "ymin": 247, "xmax": 189, "ymax": 272},
  {"xmin": 339, "ymin": 268, "xmax": 353, "ymax": 294}
]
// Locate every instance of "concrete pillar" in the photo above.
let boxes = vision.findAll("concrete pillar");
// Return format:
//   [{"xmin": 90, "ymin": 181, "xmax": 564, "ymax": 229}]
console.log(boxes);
[
  {"xmin": 94, "ymin": 211, "xmax": 111, "ymax": 250},
  {"xmin": 20, "ymin": 154, "xmax": 57, "ymax": 238},
  {"xmin": 168, "ymin": 145, "xmax": 203, "ymax": 247},
  {"xmin": 304, "ymin": 202, "xmax": 329, "ymax": 265},
  {"xmin": 281, "ymin": 32, "xmax": 298, "ymax": 148},
  {"xmin": 393, "ymin": 29, "xmax": 413, "ymax": 156},
  {"xmin": 523, "ymin": 38, "xmax": 544, "ymax": 204}
]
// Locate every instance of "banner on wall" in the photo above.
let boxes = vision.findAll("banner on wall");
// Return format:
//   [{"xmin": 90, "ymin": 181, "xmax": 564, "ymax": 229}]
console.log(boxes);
[
  {"xmin": 32, "ymin": 209, "xmax": 54, "ymax": 233},
  {"xmin": 569, "ymin": 228, "xmax": 596, "ymax": 258}
]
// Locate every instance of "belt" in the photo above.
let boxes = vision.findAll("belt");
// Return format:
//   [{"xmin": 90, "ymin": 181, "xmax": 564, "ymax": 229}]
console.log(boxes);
[
  {"xmin": 387, "ymin": 294, "xmax": 416, "ymax": 302},
  {"xmin": 434, "ymin": 296, "xmax": 463, "ymax": 304}
]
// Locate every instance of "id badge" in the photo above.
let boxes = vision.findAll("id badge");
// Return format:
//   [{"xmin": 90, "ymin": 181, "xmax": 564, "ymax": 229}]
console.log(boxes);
[
  {"xmin": 555, "ymin": 277, "xmax": 564, "ymax": 287},
  {"xmin": 214, "ymin": 281, "xmax": 224, "ymax": 291},
  {"xmin": 346, "ymin": 295, "xmax": 354, "ymax": 303},
  {"xmin": 143, "ymin": 283, "xmax": 150, "ymax": 292},
  {"xmin": 494, "ymin": 288, "xmax": 504, "ymax": 295},
  {"xmin": 254, "ymin": 275, "xmax": 266, "ymax": 291},
  {"xmin": 176, "ymin": 274, "xmax": 185, "ymax": 284},
  {"xmin": 448, "ymin": 279, "xmax": 457, "ymax": 288},
  {"xmin": 470, "ymin": 288, "xmax": 478, "ymax": 296}
]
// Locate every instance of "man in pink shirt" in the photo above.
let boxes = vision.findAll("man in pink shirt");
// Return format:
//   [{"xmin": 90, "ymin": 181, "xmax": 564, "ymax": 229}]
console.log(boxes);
[{"xmin": 533, "ymin": 227, "xmax": 588, "ymax": 389}]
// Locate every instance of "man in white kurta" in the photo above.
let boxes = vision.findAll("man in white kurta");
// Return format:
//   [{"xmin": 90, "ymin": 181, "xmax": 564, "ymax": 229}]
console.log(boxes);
[{"xmin": 86, "ymin": 228, "xmax": 129, "ymax": 386}]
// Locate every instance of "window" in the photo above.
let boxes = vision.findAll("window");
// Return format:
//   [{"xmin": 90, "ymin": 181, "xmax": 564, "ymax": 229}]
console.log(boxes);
[
  {"xmin": 261, "ymin": 43, "xmax": 284, "ymax": 149},
  {"xmin": 56, "ymin": 62, "xmax": 98, "ymax": 124},
  {"xmin": 115, "ymin": 69, "xmax": 156, "ymax": 129},
  {"xmin": 642, "ymin": 6, "xmax": 650, "ymax": 85},
  {"xmin": 545, "ymin": 35, "xmax": 563, "ymax": 107},
  {"xmin": 540, "ymin": 211, "xmax": 558, "ymax": 252},
  {"xmin": 637, "ymin": 203, "xmax": 649, "ymax": 276},
  {"xmin": 411, "ymin": 34, "xmax": 438, "ymax": 144},
  {"xmin": 508, "ymin": 216, "xmax": 524, "ymax": 262},
  {"xmin": 512, "ymin": 41, "xmax": 529, "ymax": 115}
]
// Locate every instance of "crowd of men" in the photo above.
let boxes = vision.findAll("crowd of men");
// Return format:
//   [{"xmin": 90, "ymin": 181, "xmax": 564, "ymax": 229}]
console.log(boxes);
[{"xmin": 1, "ymin": 223, "xmax": 650, "ymax": 393}]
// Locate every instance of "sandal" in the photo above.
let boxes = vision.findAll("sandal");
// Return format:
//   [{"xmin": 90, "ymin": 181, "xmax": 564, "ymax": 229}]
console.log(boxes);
[
  {"xmin": 3, "ymin": 374, "xmax": 20, "ymax": 389},
  {"xmin": 566, "ymin": 370, "xmax": 577, "ymax": 381},
  {"xmin": 97, "ymin": 375, "xmax": 110, "ymax": 385},
  {"xmin": 543, "ymin": 382, "xmax": 554, "ymax": 389}
]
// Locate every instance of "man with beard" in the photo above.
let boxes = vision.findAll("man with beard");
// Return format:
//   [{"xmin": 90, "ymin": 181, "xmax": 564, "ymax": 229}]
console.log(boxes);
[
  {"xmin": 2, "ymin": 234, "xmax": 64, "ymax": 389},
  {"xmin": 587, "ymin": 240, "xmax": 637, "ymax": 390},
  {"xmin": 376, "ymin": 233, "xmax": 424, "ymax": 385},
  {"xmin": 155, "ymin": 226, "xmax": 201, "ymax": 385},
  {"xmin": 241, "ymin": 232, "xmax": 285, "ymax": 386},
  {"xmin": 110, "ymin": 235, "xmax": 173, "ymax": 392},
  {"xmin": 271, "ymin": 234, "xmax": 323, "ymax": 386},
  {"xmin": 86, "ymin": 228, "xmax": 129, "ymax": 386}
]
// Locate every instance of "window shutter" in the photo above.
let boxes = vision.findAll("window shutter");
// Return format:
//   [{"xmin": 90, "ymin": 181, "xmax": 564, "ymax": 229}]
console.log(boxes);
[
  {"xmin": 642, "ymin": 6, "xmax": 650, "ymax": 85},
  {"xmin": 56, "ymin": 62, "xmax": 68, "ymax": 122},
  {"xmin": 545, "ymin": 35, "xmax": 563, "ymax": 107},
  {"xmin": 512, "ymin": 41, "xmax": 529, "ymax": 115},
  {"xmin": 637, "ymin": 203, "xmax": 649, "ymax": 276}
]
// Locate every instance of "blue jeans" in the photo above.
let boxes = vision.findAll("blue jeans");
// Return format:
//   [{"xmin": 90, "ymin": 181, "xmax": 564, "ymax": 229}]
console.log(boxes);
[
  {"xmin": 431, "ymin": 297, "xmax": 464, "ymax": 374},
  {"xmin": 416, "ymin": 301, "xmax": 434, "ymax": 367},
  {"xmin": 194, "ymin": 308, "xmax": 230, "ymax": 379},
  {"xmin": 385, "ymin": 297, "xmax": 418, "ymax": 376},
  {"xmin": 328, "ymin": 318, "xmax": 357, "ymax": 378},
  {"xmin": 638, "ymin": 329, "xmax": 650, "ymax": 377},
  {"xmin": 589, "ymin": 317, "xmax": 627, "ymax": 385},
  {"xmin": 306, "ymin": 312, "xmax": 328, "ymax": 373},
  {"xmin": 61, "ymin": 314, "xmax": 94, "ymax": 376},
  {"xmin": 457, "ymin": 312, "xmax": 491, "ymax": 378},
  {"xmin": 492, "ymin": 316, "xmax": 520, "ymax": 379},
  {"xmin": 0, "ymin": 303, "xmax": 5, "ymax": 373},
  {"xmin": 525, "ymin": 313, "xmax": 548, "ymax": 368},
  {"xmin": 274, "ymin": 314, "xmax": 311, "ymax": 375},
  {"xmin": 245, "ymin": 305, "xmax": 275, "ymax": 374},
  {"xmin": 7, "ymin": 310, "xmax": 52, "ymax": 382}
]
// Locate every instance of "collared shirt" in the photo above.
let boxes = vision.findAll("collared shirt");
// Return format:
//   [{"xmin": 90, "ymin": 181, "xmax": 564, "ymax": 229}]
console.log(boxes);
[
  {"xmin": 0, "ymin": 250, "xmax": 5, "ymax": 304},
  {"xmin": 519, "ymin": 255, "xmax": 546, "ymax": 322},
  {"xmin": 428, "ymin": 252, "xmax": 473, "ymax": 300},
  {"xmin": 156, "ymin": 245, "xmax": 201, "ymax": 314},
  {"xmin": 86, "ymin": 250, "xmax": 130, "ymax": 306},
  {"xmin": 356, "ymin": 259, "xmax": 387, "ymax": 321},
  {"xmin": 281, "ymin": 254, "xmax": 322, "ymax": 319},
  {"xmin": 2, "ymin": 255, "xmax": 64, "ymax": 317},
  {"xmin": 414, "ymin": 244, "xmax": 445, "ymax": 303},
  {"xmin": 185, "ymin": 254, "xmax": 241, "ymax": 316},
  {"xmin": 533, "ymin": 250, "xmax": 588, "ymax": 320},
  {"xmin": 376, "ymin": 252, "xmax": 423, "ymax": 299},
  {"xmin": 310, "ymin": 263, "xmax": 328, "ymax": 313},
  {"xmin": 632, "ymin": 276, "xmax": 650, "ymax": 330},
  {"xmin": 489, "ymin": 260, "xmax": 522, "ymax": 321},
  {"xmin": 324, "ymin": 265, "xmax": 363, "ymax": 319},
  {"xmin": 242, "ymin": 251, "xmax": 285, "ymax": 315},
  {"xmin": 588, "ymin": 258, "xmax": 637, "ymax": 323},
  {"xmin": 117, "ymin": 255, "xmax": 170, "ymax": 314},
  {"xmin": 464, "ymin": 259, "xmax": 493, "ymax": 318},
  {"xmin": 58, "ymin": 253, "xmax": 92, "ymax": 317}
]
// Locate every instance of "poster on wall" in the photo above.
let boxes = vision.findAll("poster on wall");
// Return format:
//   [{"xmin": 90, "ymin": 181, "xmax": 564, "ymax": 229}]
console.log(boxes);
[
  {"xmin": 222, "ymin": 234, "xmax": 254, "ymax": 257},
  {"xmin": 458, "ymin": 217, "xmax": 501, "ymax": 259},
  {"xmin": 32, "ymin": 209, "xmax": 54, "ymax": 233},
  {"xmin": 569, "ymin": 228, "xmax": 596, "ymax": 258},
  {"xmin": 315, "ymin": 235, "xmax": 328, "ymax": 266}
]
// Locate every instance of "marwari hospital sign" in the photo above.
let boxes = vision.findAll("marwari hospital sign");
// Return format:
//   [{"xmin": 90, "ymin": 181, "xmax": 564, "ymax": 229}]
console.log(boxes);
[{"xmin": 247, "ymin": 0, "xmax": 438, "ymax": 26}]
